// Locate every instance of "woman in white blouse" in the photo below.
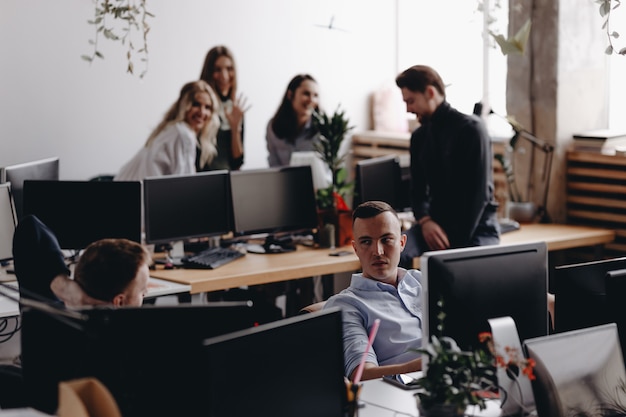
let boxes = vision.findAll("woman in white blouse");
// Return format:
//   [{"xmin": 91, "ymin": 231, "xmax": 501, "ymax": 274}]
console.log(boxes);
[{"xmin": 115, "ymin": 80, "xmax": 220, "ymax": 181}]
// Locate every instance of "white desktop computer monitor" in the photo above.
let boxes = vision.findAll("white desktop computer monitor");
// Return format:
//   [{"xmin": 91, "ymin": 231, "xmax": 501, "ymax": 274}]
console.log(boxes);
[
  {"xmin": 0, "ymin": 156, "xmax": 60, "ymax": 220},
  {"xmin": 289, "ymin": 151, "xmax": 332, "ymax": 191},
  {"xmin": 0, "ymin": 183, "xmax": 17, "ymax": 262},
  {"xmin": 524, "ymin": 323, "xmax": 626, "ymax": 417}
]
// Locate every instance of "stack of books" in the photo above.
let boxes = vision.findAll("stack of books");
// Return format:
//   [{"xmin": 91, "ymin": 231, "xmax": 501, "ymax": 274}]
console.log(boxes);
[{"xmin": 572, "ymin": 129, "xmax": 626, "ymax": 154}]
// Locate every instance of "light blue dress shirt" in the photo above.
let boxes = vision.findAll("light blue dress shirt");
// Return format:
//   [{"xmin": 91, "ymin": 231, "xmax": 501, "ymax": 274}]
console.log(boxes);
[{"xmin": 324, "ymin": 269, "xmax": 423, "ymax": 378}]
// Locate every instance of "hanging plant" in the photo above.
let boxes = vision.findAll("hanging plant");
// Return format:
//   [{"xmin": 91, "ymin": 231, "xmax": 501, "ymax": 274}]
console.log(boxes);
[{"xmin": 81, "ymin": 0, "xmax": 154, "ymax": 78}]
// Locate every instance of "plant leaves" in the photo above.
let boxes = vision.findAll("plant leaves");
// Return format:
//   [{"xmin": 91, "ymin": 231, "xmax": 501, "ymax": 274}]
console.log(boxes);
[{"xmin": 490, "ymin": 18, "xmax": 531, "ymax": 56}]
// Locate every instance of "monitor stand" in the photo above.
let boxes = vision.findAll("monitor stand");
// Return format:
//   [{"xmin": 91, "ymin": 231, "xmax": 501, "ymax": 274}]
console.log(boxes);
[
  {"xmin": 245, "ymin": 234, "xmax": 296, "ymax": 254},
  {"xmin": 154, "ymin": 240, "xmax": 186, "ymax": 267}
]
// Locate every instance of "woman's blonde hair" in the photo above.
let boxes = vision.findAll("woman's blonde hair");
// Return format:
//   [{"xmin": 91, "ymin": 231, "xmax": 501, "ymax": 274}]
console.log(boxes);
[{"xmin": 145, "ymin": 80, "xmax": 220, "ymax": 167}]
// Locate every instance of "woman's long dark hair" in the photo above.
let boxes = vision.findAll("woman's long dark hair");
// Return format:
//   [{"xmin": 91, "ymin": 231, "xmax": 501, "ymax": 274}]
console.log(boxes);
[
  {"xmin": 270, "ymin": 74, "xmax": 318, "ymax": 143},
  {"xmin": 200, "ymin": 45, "xmax": 238, "ymax": 101}
]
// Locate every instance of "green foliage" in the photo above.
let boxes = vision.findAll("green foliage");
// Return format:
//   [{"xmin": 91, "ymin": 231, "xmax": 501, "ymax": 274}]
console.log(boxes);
[
  {"xmin": 597, "ymin": 0, "xmax": 626, "ymax": 56},
  {"xmin": 414, "ymin": 335, "xmax": 496, "ymax": 414},
  {"xmin": 312, "ymin": 106, "xmax": 354, "ymax": 210},
  {"xmin": 490, "ymin": 18, "xmax": 531, "ymax": 56},
  {"xmin": 81, "ymin": 0, "xmax": 154, "ymax": 78}
]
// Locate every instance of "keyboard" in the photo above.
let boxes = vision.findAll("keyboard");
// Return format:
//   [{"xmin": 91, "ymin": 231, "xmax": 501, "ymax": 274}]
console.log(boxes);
[{"xmin": 181, "ymin": 247, "xmax": 245, "ymax": 269}]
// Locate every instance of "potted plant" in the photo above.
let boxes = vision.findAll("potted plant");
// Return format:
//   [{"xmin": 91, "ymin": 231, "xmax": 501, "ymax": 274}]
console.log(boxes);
[
  {"xmin": 413, "ymin": 331, "xmax": 535, "ymax": 417},
  {"xmin": 312, "ymin": 106, "xmax": 354, "ymax": 246}
]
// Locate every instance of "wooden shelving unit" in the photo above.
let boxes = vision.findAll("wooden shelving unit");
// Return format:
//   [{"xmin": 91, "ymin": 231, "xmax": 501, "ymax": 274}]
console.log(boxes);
[
  {"xmin": 566, "ymin": 150, "xmax": 626, "ymax": 256},
  {"xmin": 351, "ymin": 130, "xmax": 508, "ymax": 217}
]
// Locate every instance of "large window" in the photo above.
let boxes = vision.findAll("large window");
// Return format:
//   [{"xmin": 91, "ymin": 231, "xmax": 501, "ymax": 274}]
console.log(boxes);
[{"xmin": 397, "ymin": 0, "xmax": 508, "ymax": 117}]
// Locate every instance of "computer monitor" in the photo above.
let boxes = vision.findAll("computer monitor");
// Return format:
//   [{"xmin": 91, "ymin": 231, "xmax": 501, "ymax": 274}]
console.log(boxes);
[
  {"xmin": 0, "ymin": 183, "xmax": 17, "ymax": 262},
  {"xmin": 524, "ymin": 323, "xmax": 626, "ymax": 417},
  {"xmin": 604, "ymin": 268, "xmax": 626, "ymax": 359},
  {"xmin": 203, "ymin": 308, "xmax": 347, "ymax": 417},
  {"xmin": 229, "ymin": 166, "xmax": 319, "ymax": 253},
  {"xmin": 20, "ymin": 302, "xmax": 260, "ymax": 417},
  {"xmin": 552, "ymin": 256, "xmax": 626, "ymax": 334},
  {"xmin": 143, "ymin": 171, "xmax": 232, "ymax": 245},
  {"xmin": 420, "ymin": 242, "xmax": 549, "ymax": 352},
  {"xmin": 0, "ymin": 156, "xmax": 59, "ymax": 220},
  {"xmin": 22, "ymin": 180, "xmax": 141, "ymax": 250},
  {"xmin": 353, "ymin": 155, "xmax": 404, "ymax": 211}
]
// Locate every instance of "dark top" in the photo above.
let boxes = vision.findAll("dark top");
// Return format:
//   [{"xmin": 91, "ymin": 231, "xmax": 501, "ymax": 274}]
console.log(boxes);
[
  {"xmin": 197, "ymin": 96, "xmax": 245, "ymax": 171},
  {"xmin": 410, "ymin": 101, "xmax": 499, "ymax": 248},
  {"xmin": 12, "ymin": 215, "xmax": 68, "ymax": 303}
]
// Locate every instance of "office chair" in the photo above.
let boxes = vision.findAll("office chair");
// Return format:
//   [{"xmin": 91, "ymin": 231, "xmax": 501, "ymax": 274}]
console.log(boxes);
[{"xmin": 298, "ymin": 301, "xmax": 326, "ymax": 315}]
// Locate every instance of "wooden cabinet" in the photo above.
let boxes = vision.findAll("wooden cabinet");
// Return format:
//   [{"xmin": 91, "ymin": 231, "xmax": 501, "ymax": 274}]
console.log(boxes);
[{"xmin": 566, "ymin": 150, "xmax": 626, "ymax": 256}]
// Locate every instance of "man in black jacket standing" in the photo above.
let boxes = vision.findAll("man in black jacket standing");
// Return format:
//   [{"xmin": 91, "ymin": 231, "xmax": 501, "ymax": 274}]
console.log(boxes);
[{"xmin": 395, "ymin": 65, "xmax": 500, "ymax": 268}]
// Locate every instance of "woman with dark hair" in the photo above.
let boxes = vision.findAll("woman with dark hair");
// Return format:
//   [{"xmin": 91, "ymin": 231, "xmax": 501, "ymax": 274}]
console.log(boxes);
[
  {"xmin": 115, "ymin": 80, "xmax": 220, "ymax": 181},
  {"xmin": 199, "ymin": 46, "xmax": 250, "ymax": 171},
  {"xmin": 266, "ymin": 74, "xmax": 320, "ymax": 167}
]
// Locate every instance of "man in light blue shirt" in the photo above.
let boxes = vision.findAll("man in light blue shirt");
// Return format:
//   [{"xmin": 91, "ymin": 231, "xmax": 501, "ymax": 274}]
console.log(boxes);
[{"xmin": 324, "ymin": 200, "xmax": 422, "ymax": 381}]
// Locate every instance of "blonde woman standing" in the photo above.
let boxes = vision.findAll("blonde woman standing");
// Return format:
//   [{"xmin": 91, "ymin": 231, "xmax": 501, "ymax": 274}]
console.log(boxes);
[{"xmin": 115, "ymin": 80, "xmax": 220, "ymax": 181}]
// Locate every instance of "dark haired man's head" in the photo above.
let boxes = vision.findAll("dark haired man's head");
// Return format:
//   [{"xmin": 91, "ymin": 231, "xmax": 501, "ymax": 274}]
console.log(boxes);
[
  {"xmin": 74, "ymin": 239, "xmax": 151, "ymax": 306},
  {"xmin": 395, "ymin": 65, "xmax": 446, "ymax": 123},
  {"xmin": 352, "ymin": 201, "xmax": 406, "ymax": 284}
]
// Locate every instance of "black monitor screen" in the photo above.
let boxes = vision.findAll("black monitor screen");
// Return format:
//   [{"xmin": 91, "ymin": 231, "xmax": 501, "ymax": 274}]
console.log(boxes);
[
  {"xmin": 552, "ymin": 257, "xmax": 626, "ymax": 334},
  {"xmin": 203, "ymin": 308, "xmax": 347, "ymax": 417},
  {"xmin": 229, "ymin": 166, "xmax": 318, "ymax": 236},
  {"xmin": 0, "ymin": 157, "xmax": 59, "ymax": 220},
  {"xmin": 143, "ymin": 171, "xmax": 231, "ymax": 245},
  {"xmin": 20, "ymin": 302, "xmax": 260, "ymax": 417},
  {"xmin": 353, "ymin": 155, "xmax": 402, "ymax": 211},
  {"xmin": 22, "ymin": 180, "xmax": 141, "ymax": 250},
  {"xmin": 0, "ymin": 183, "xmax": 17, "ymax": 261},
  {"xmin": 421, "ymin": 242, "xmax": 549, "ymax": 351},
  {"xmin": 606, "ymin": 268, "xmax": 626, "ymax": 360}
]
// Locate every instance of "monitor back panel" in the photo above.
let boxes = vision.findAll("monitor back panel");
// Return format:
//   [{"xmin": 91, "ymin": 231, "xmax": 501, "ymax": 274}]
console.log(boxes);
[
  {"xmin": 20, "ymin": 303, "xmax": 259, "ymax": 417},
  {"xmin": 353, "ymin": 155, "xmax": 402, "ymax": 210},
  {"xmin": 524, "ymin": 323, "xmax": 626, "ymax": 417},
  {"xmin": 553, "ymin": 257, "xmax": 626, "ymax": 333},
  {"xmin": 203, "ymin": 308, "xmax": 347, "ymax": 417}
]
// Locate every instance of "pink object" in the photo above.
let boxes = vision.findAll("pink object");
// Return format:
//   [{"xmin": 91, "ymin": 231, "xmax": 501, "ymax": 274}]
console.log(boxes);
[{"xmin": 352, "ymin": 319, "xmax": 381, "ymax": 384}]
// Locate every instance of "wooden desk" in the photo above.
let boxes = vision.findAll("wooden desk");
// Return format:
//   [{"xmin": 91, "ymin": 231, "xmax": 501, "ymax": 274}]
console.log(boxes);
[
  {"xmin": 413, "ymin": 223, "xmax": 615, "ymax": 269},
  {"xmin": 149, "ymin": 245, "xmax": 361, "ymax": 294}
]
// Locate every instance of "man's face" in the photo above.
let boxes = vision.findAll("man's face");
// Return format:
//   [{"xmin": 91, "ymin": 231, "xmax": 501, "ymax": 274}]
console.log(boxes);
[
  {"xmin": 400, "ymin": 87, "xmax": 433, "ymax": 123},
  {"xmin": 352, "ymin": 211, "xmax": 407, "ymax": 284}
]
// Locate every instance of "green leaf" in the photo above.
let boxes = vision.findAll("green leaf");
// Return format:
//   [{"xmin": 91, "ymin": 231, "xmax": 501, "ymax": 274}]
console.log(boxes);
[
  {"xmin": 490, "ymin": 18, "xmax": 531, "ymax": 56},
  {"xmin": 600, "ymin": 0, "xmax": 611, "ymax": 17},
  {"xmin": 619, "ymin": 47, "xmax": 626, "ymax": 55},
  {"xmin": 606, "ymin": 44, "xmax": 614, "ymax": 54},
  {"xmin": 81, "ymin": 55, "xmax": 93, "ymax": 62}
]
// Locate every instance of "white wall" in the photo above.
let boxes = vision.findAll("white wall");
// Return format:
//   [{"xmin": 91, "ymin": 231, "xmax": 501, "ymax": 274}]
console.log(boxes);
[
  {"xmin": 0, "ymin": 0, "xmax": 397, "ymax": 180},
  {"xmin": 0, "ymin": 1, "xmax": 513, "ymax": 180}
]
